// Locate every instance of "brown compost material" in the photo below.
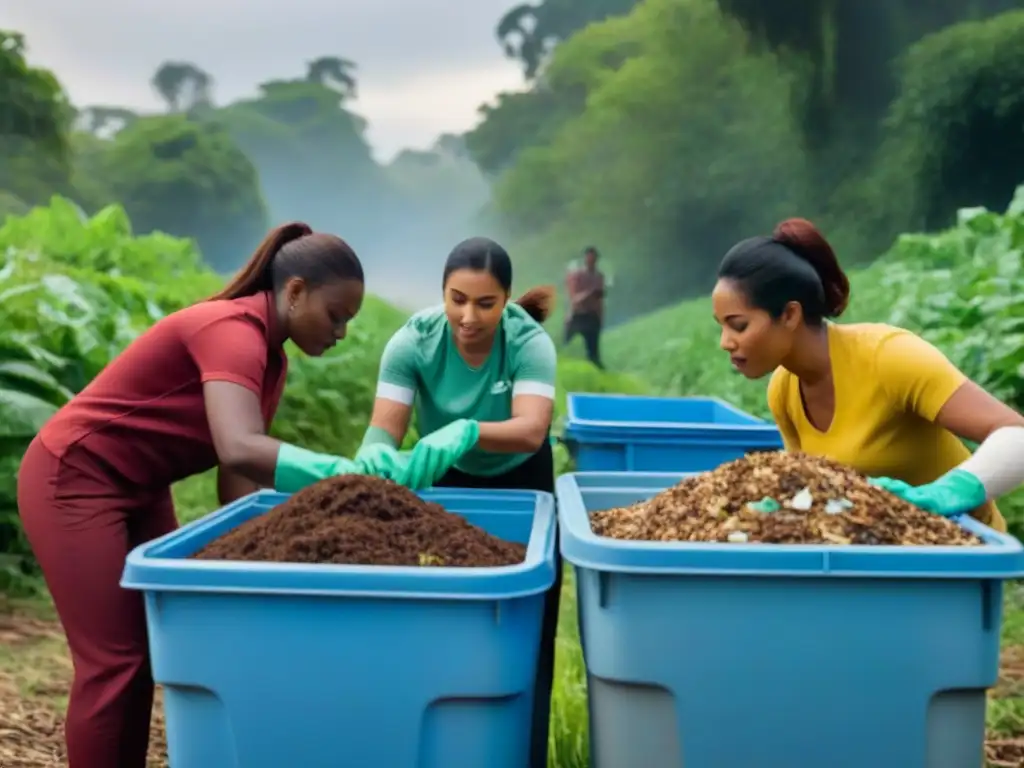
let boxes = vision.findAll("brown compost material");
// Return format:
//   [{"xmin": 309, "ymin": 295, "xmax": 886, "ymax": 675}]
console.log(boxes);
[
  {"xmin": 591, "ymin": 451, "xmax": 982, "ymax": 546},
  {"xmin": 192, "ymin": 474, "xmax": 526, "ymax": 566},
  {"xmin": 985, "ymin": 737, "xmax": 1024, "ymax": 767}
]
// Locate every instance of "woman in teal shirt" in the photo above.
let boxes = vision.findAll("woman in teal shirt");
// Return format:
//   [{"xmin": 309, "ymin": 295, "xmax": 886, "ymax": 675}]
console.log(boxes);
[{"xmin": 360, "ymin": 236, "xmax": 559, "ymax": 767}]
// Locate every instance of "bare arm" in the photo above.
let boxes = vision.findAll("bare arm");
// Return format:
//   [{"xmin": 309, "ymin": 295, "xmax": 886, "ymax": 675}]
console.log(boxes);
[
  {"xmin": 366, "ymin": 397, "xmax": 412, "ymax": 448},
  {"xmin": 863, "ymin": 331, "xmax": 1024, "ymax": 504},
  {"xmin": 217, "ymin": 467, "xmax": 260, "ymax": 506},
  {"xmin": 932, "ymin": 381, "xmax": 1024, "ymax": 499},
  {"xmin": 363, "ymin": 324, "xmax": 419, "ymax": 450},
  {"xmin": 934, "ymin": 380, "xmax": 1024, "ymax": 443},
  {"xmin": 477, "ymin": 332, "xmax": 557, "ymax": 454},
  {"xmin": 203, "ymin": 380, "xmax": 284, "ymax": 486},
  {"xmin": 876, "ymin": 332, "xmax": 1024, "ymax": 498},
  {"xmin": 477, "ymin": 395, "xmax": 553, "ymax": 454}
]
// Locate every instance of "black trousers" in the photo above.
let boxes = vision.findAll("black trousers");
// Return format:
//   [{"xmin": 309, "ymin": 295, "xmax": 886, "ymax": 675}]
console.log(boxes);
[
  {"xmin": 435, "ymin": 440, "xmax": 561, "ymax": 768},
  {"xmin": 565, "ymin": 312, "xmax": 603, "ymax": 369}
]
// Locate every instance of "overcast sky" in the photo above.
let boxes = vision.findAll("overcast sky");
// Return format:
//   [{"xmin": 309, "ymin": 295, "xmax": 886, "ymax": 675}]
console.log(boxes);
[{"xmin": 4, "ymin": 0, "xmax": 528, "ymax": 162}]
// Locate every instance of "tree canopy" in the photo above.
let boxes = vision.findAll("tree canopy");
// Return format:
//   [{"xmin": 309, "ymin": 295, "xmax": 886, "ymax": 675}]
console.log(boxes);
[
  {"xmin": 471, "ymin": 0, "xmax": 1024, "ymax": 319},
  {"xmin": 4, "ymin": 0, "xmax": 1024, "ymax": 320}
]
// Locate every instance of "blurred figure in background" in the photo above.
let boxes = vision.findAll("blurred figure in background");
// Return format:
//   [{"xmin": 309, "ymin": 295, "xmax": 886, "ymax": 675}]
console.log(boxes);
[{"xmin": 564, "ymin": 245, "xmax": 606, "ymax": 369}]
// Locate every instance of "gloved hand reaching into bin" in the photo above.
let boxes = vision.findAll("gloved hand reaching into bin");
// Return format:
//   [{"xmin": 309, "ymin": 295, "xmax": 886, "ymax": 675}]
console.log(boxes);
[
  {"xmin": 273, "ymin": 443, "xmax": 395, "ymax": 493},
  {"xmin": 354, "ymin": 419, "xmax": 480, "ymax": 490},
  {"xmin": 868, "ymin": 425, "xmax": 1024, "ymax": 520},
  {"xmin": 399, "ymin": 419, "xmax": 480, "ymax": 489},
  {"xmin": 275, "ymin": 419, "xmax": 480, "ymax": 494},
  {"xmin": 869, "ymin": 469, "xmax": 986, "ymax": 518}
]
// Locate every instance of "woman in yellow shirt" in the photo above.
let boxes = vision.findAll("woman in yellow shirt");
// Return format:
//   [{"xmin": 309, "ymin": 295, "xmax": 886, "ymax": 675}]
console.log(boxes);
[{"xmin": 711, "ymin": 217, "xmax": 1024, "ymax": 532}]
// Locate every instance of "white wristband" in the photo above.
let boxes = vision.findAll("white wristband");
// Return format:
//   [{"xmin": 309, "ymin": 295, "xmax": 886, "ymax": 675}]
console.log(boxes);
[{"xmin": 958, "ymin": 426, "xmax": 1024, "ymax": 499}]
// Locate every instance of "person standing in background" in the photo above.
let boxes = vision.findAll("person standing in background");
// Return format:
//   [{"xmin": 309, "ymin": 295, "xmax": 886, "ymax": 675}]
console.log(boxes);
[{"xmin": 564, "ymin": 245, "xmax": 606, "ymax": 369}]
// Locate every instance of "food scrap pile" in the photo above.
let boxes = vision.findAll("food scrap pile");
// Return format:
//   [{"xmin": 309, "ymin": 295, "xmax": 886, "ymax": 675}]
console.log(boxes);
[
  {"xmin": 193, "ymin": 475, "xmax": 526, "ymax": 567},
  {"xmin": 591, "ymin": 451, "xmax": 982, "ymax": 546}
]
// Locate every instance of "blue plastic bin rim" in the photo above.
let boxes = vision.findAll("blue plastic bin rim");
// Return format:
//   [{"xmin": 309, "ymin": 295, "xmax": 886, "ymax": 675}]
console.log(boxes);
[
  {"xmin": 121, "ymin": 487, "xmax": 558, "ymax": 600},
  {"xmin": 555, "ymin": 471, "xmax": 1024, "ymax": 579},
  {"xmin": 564, "ymin": 392, "xmax": 779, "ymax": 434}
]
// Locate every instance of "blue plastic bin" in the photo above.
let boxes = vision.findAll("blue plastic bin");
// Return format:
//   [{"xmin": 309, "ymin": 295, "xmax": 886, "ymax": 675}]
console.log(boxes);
[
  {"xmin": 121, "ymin": 488, "xmax": 557, "ymax": 768},
  {"xmin": 555, "ymin": 471, "xmax": 1024, "ymax": 768},
  {"xmin": 562, "ymin": 393, "xmax": 782, "ymax": 472}
]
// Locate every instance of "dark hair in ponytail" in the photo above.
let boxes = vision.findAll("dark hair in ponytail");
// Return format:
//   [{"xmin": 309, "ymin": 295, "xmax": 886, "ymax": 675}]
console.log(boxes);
[
  {"xmin": 442, "ymin": 236, "xmax": 554, "ymax": 324},
  {"xmin": 716, "ymin": 217, "xmax": 850, "ymax": 325},
  {"xmin": 209, "ymin": 222, "xmax": 363, "ymax": 301},
  {"xmin": 515, "ymin": 285, "xmax": 555, "ymax": 323}
]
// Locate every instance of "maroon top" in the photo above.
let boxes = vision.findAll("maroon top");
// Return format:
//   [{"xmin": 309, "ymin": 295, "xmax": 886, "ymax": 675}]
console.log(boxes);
[
  {"xmin": 566, "ymin": 267, "xmax": 605, "ymax": 318},
  {"xmin": 40, "ymin": 291, "xmax": 288, "ymax": 490}
]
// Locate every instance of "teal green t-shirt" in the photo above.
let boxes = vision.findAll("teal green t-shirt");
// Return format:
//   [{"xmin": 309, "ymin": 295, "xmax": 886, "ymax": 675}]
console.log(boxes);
[{"xmin": 374, "ymin": 302, "xmax": 557, "ymax": 476}]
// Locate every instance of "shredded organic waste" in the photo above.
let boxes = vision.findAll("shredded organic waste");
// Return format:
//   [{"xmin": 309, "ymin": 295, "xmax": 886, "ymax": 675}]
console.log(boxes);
[
  {"xmin": 192, "ymin": 474, "xmax": 526, "ymax": 566},
  {"xmin": 591, "ymin": 451, "xmax": 983, "ymax": 546}
]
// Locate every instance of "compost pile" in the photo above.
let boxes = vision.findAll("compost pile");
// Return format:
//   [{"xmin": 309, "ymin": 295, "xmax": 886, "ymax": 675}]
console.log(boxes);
[
  {"xmin": 193, "ymin": 475, "xmax": 526, "ymax": 566},
  {"xmin": 592, "ymin": 451, "xmax": 982, "ymax": 546}
]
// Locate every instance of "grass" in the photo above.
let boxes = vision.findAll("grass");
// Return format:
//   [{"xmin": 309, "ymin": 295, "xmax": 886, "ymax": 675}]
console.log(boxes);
[
  {"xmin": 550, "ymin": 567, "xmax": 589, "ymax": 768},
  {"xmin": 990, "ymin": 585, "xmax": 1024, "ymax": 741}
]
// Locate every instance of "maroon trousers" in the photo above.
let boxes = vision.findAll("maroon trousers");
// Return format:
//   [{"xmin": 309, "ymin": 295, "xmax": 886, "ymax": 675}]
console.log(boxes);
[{"xmin": 17, "ymin": 436, "xmax": 178, "ymax": 768}]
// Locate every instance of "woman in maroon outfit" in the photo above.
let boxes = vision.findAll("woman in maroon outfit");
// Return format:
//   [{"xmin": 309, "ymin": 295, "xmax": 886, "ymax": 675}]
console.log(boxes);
[{"xmin": 17, "ymin": 221, "xmax": 366, "ymax": 768}]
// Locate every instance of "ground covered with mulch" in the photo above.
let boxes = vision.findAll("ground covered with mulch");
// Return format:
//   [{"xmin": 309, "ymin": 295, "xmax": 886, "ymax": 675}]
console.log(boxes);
[{"xmin": 0, "ymin": 604, "xmax": 167, "ymax": 767}]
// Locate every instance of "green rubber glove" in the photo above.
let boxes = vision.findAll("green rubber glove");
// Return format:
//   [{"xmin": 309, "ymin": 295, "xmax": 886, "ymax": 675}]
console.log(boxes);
[
  {"xmin": 868, "ymin": 468, "xmax": 987, "ymax": 517},
  {"xmin": 274, "ymin": 443, "xmax": 361, "ymax": 494},
  {"xmin": 400, "ymin": 419, "xmax": 480, "ymax": 490},
  {"xmin": 353, "ymin": 443, "xmax": 410, "ymax": 481},
  {"xmin": 359, "ymin": 425, "xmax": 398, "ymax": 452}
]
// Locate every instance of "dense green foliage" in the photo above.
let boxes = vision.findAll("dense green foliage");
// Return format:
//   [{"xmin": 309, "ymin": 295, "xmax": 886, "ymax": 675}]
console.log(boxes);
[
  {"xmin": 871, "ymin": 10, "xmax": 1024, "ymax": 237},
  {"xmin": 497, "ymin": 0, "xmax": 640, "ymax": 79},
  {"xmin": 715, "ymin": 0, "xmax": 1019, "ymax": 153},
  {"xmin": 0, "ymin": 31, "xmax": 73, "ymax": 209},
  {"xmin": 492, "ymin": 0, "xmax": 808, "ymax": 317},
  {"xmin": 468, "ymin": 0, "xmax": 1024, "ymax": 321},
  {"xmin": 7, "ymin": 2, "xmax": 1024, "ymax": 308},
  {"xmin": 86, "ymin": 115, "xmax": 269, "ymax": 271},
  {"xmin": 0, "ymin": 199, "xmax": 203, "ymax": 590}
]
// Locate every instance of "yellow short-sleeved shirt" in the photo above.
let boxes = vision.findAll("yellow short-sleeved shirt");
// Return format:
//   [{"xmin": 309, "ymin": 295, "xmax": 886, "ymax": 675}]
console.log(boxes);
[{"xmin": 767, "ymin": 322, "xmax": 1004, "ymax": 531}]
